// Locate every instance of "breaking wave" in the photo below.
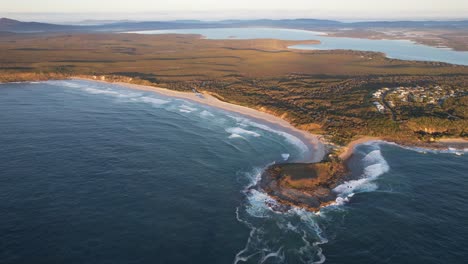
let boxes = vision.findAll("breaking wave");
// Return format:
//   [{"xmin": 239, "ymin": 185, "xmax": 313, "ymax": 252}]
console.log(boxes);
[
  {"xmin": 332, "ymin": 142, "xmax": 390, "ymax": 206},
  {"xmin": 226, "ymin": 127, "xmax": 261, "ymax": 138},
  {"xmin": 229, "ymin": 116, "xmax": 311, "ymax": 160},
  {"xmin": 386, "ymin": 142, "xmax": 467, "ymax": 156},
  {"xmin": 200, "ymin": 110, "xmax": 215, "ymax": 118},
  {"xmin": 332, "ymin": 140, "xmax": 467, "ymax": 207},
  {"xmin": 47, "ymin": 79, "xmax": 331, "ymax": 263},
  {"xmin": 179, "ymin": 104, "xmax": 198, "ymax": 113},
  {"xmin": 50, "ymin": 80, "xmax": 175, "ymax": 107},
  {"xmin": 83, "ymin": 87, "xmax": 124, "ymax": 96},
  {"xmin": 136, "ymin": 96, "xmax": 170, "ymax": 105},
  {"xmin": 50, "ymin": 80, "xmax": 84, "ymax": 88},
  {"xmin": 229, "ymin": 134, "xmax": 245, "ymax": 139}
]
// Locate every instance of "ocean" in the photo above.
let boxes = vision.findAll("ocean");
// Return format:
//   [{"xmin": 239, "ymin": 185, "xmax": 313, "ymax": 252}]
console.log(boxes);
[{"xmin": 1, "ymin": 80, "xmax": 467, "ymax": 263}]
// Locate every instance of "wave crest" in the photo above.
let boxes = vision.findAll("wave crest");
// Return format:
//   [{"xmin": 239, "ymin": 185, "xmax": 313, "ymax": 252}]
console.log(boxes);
[
  {"xmin": 226, "ymin": 127, "xmax": 261, "ymax": 138},
  {"xmin": 332, "ymin": 144, "xmax": 389, "ymax": 203}
]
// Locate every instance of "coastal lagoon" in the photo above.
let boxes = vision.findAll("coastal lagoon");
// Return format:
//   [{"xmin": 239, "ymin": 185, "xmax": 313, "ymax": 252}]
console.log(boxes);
[
  {"xmin": 1, "ymin": 80, "xmax": 467, "ymax": 263},
  {"xmin": 130, "ymin": 27, "xmax": 468, "ymax": 65}
]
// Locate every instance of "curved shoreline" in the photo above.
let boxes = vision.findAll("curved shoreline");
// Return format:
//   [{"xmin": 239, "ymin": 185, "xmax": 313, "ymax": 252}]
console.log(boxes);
[
  {"xmin": 340, "ymin": 136, "xmax": 468, "ymax": 161},
  {"xmin": 71, "ymin": 77, "xmax": 326, "ymax": 163},
  {"xmin": 7, "ymin": 77, "xmax": 466, "ymax": 161},
  {"xmin": 4, "ymin": 78, "xmax": 466, "ymax": 212}
]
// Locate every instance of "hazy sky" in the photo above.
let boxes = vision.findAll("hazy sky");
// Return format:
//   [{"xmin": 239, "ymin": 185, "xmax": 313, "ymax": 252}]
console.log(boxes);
[{"xmin": 1, "ymin": 0, "xmax": 468, "ymax": 22}]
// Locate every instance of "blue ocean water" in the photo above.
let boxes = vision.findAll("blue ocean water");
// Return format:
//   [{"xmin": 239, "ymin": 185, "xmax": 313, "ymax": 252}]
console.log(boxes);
[
  {"xmin": 129, "ymin": 27, "xmax": 468, "ymax": 65},
  {"xmin": 1, "ymin": 80, "xmax": 467, "ymax": 263}
]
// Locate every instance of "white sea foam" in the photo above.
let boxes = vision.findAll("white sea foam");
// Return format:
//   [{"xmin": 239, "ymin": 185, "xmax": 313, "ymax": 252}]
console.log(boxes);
[
  {"xmin": 328, "ymin": 140, "xmax": 465, "ymax": 209},
  {"xmin": 245, "ymin": 189, "xmax": 278, "ymax": 218},
  {"xmin": 228, "ymin": 133, "xmax": 245, "ymax": 139},
  {"xmin": 54, "ymin": 80, "xmax": 147, "ymax": 99},
  {"xmin": 242, "ymin": 167, "xmax": 277, "ymax": 219},
  {"xmin": 380, "ymin": 141, "xmax": 467, "ymax": 156},
  {"xmin": 233, "ymin": 207, "xmax": 261, "ymax": 264},
  {"xmin": 332, "ymin": 145, "xmax": 389, "ymax": 206},
  {"xmin": 83, "ymin": 87, "xmax": 122, "ymax": 96},
  {"xmin": 282, "ymin": 153, "xmax": 290, "ymax": 161},
  {"xmin": 289, "ymin": 208, "xmax": 329, "ymax": 263},
  {"xmin": 179, "ymin": 104, "xmax": 197, "ymax": 113},
  {"xmin": 226, "ymin": 127, "xmax": 261, "ymax": 138},
  {"xmin": 136, "ymin": 96, "xmax": 170, "ymax": 106},
  {"xmin": 234, "ymin": 166, "xmax": 330, "ymax": 264},
  {"xmin": 260, "ymin": 247, "xmax": 285, "ymax": 263},
  {"xmin": 199, "ymin": 110, "xmax": 214, "ymax": 118},
  {"xmin": 230, "ymin": 115, "xmax": 312, "ymax": 159},
  {"xmin": 54, "ymin": 81, "xmax": 83, "ymax": 88}
]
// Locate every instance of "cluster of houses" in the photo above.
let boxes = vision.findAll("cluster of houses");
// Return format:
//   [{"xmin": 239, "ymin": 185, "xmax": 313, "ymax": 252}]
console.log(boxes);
[
  {"xmin": 373, "ymin": 101, "xmax": 386, "ymax": 113},
  {"xmin": 371, "ymin": 85, "xmax": 464, "ymax": 113}
]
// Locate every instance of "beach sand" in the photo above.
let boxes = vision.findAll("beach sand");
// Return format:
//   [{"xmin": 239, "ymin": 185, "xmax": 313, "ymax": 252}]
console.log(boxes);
[
  {"xmin": 338, "ymin": 136, "xmax": 382, "ymax": 160},
  {"xmin": 438, "ymin": 138, "xmax": 468, "ymax": 144},
  {"xmin": 72, "ymin": 77, "xmax": 326, "ymax": 163},
  {"xmin": 438, "ymin": 138, "xmax": 468, "ymax": 149}
]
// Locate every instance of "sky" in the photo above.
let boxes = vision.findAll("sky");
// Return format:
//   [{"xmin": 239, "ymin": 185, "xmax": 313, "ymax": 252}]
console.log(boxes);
[{"xmin": 1, "ymin": 0, "xmax": 468, "ymax": 22}]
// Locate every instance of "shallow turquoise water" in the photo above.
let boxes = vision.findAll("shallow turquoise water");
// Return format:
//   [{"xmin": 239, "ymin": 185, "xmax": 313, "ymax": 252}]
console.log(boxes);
[
  {"xmin": 130, "ymin": 27, "xmax": 468, "ymax": 65},
  {"xmin": 0, "ymin": 80, "xmax": 467, "ymax": 263}
]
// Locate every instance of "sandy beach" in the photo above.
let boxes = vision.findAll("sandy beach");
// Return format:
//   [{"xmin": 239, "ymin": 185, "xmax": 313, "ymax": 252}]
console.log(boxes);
[
  {"xmin": 438, "ymin": 138, "xmax": 468, "ymax": 144},
  {"xmin": 338, "ymin": 136, "xmax": 382, "ymax": 160},
  {"xmin": 72, "ymin": 77, "xmax": 326, "ymax": 163}
]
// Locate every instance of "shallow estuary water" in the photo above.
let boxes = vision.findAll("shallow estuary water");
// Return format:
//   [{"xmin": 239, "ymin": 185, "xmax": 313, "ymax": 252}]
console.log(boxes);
[{"xmin": 130, "ymin": 27, "xmax": 468, "ymax": 65}]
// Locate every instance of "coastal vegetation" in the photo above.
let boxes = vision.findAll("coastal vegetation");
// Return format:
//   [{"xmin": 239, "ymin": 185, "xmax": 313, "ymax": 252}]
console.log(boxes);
[
  {"xmin": 1, "ymin": 33, "xmax": 467, "ymax": 146},
  {"xmin": 1, "ymin": 32, "xmax": 467, "ymax": 211}
]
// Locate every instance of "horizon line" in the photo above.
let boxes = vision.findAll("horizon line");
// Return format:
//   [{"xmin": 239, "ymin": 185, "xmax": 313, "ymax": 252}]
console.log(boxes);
[{"xmin": 2, "ymin": 14, "xmax": 468, "ymax": 24}]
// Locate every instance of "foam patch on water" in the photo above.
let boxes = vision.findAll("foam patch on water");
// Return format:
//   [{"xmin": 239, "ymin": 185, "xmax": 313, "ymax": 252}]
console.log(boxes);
[
  {"xmin": 332, "ymin": 143, "xmax": 389, "ymax": 206},
  {"xmin": 260, "ymin": 247, "xmax": 285, "ymax": 263},
  {"xmin": 199, "ymin": 110, "xmax": 214, "ymax": 118},
  {"xmin": 292, "ymin": 208, "xmax": 329, "ymax": 263},
  {"xmin": 52, "ymin": 80, "xmax": 170, "ymax": 101},
  {"xmin": 374, "ymin": 140, "xmax": 467, "ymax": 156},
  {"xmin": 179, "ymin": 104, "xmax": 197, "ymax": 113},
  {"xmin": 229, "ymin": 115, "xmax": 313, "ymax": 160},
  {"xmin": 228, "ymin": 134, "xmax": 245, "ymax": 139},
  {"xmin": 403, "ymin": 145, "xmax": 466, "ymax": 156},
  {"xmin": 136, "ymin": 96, "xmax": 170, "ymax": 105},
  {"xmin": 52, "ymin": 80, "xmax": 84, "ymax": 88},
  {"xmin": 234, "ymin": 166, "xmax": 330, "ymax": 264},
  {"xmin": 245, "ymin": 190, "xmax": 278, "ymax": 218},
  {"xmin": 226, "ymin": 127, "xmax": 261, "ymax": 138},
  {"xmin": 83, "ymin": 87, "xmax": 124, "ymax": 96},
  {"xmin": 327, "ymin": 140, "xmax": 465, "ymax": 210},
  {"xmin": 282, "ymin": 153, "xmax": 290, "ymax": 161}
]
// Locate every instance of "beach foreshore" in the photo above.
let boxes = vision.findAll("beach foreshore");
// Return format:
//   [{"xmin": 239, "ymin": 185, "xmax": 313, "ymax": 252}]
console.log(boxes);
[
  {"xmin": 438, "ymin": 138, "xmax": 468, "ymax": 144},
  {"xmin": 71, "ymin": 77, "xmax": 326, "ymax": 163},
  {"xmin": 6, "ymin": 77, "xmax": 466, "ymax": 161},
  {"xmin": 4, "ymin": 78, "xmax": 466, "ymax": 212},
  {"xmin": 69, "ymin": 77, "xmax": 468, "ymax": 162},
  {"xmin": 338, "ymin": 136, "xmax": 382, "ymax": 160}
]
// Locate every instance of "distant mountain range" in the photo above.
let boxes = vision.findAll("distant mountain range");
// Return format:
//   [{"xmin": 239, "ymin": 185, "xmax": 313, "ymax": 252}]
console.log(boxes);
[
  {"xmin": 0, "ymin": 18, "xmax": 73, "ymax": 32},
  {"xmin": 1, "ymin": 17, "xmax": 468, "ymax": 33}
]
